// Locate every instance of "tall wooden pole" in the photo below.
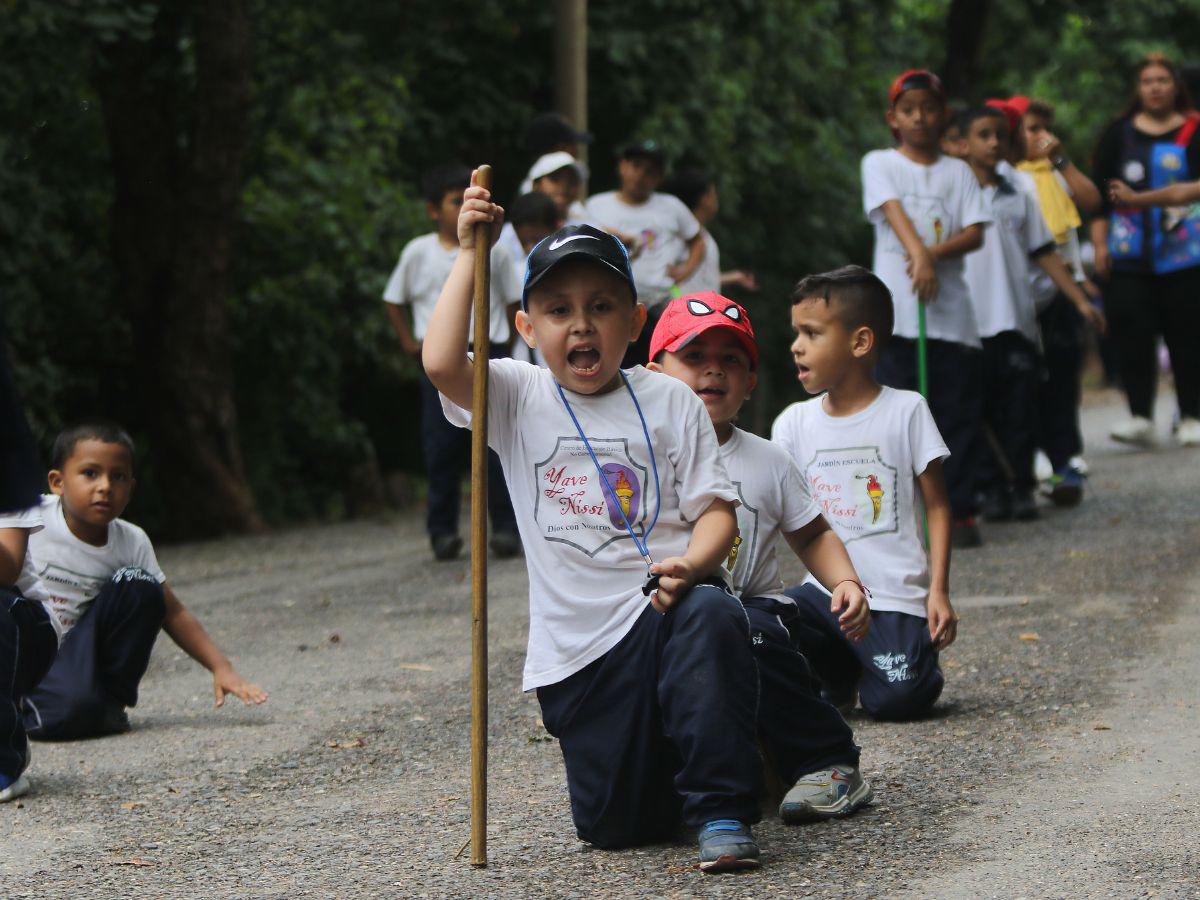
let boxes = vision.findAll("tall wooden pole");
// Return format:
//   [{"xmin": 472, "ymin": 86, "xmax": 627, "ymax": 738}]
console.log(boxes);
[
  {"xmin": 554, "ymin": 0, "xmax": 587, "ymax": 166},
  {"xmin": 469, "ymin": 164, "xmax": 493, "ymax": 868}
]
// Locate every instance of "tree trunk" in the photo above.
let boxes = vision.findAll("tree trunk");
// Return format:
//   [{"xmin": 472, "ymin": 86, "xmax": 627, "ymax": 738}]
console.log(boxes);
[
  {"xmin": 942, "ymin": 0, "xmax": 991, "ymax": 99},
  {"xmin": 95, "ymin": 0, "xmax": 263, "ymax": 537}
]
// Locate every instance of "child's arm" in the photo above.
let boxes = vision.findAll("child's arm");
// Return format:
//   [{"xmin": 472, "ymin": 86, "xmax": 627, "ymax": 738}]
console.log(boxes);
[
  {"xmin": 161, "ymin": 584, "xmax": 268, "ymax": 707},
  {"xmin": 1108, "ymin": 178, "xmax": 1200, "ymax": 209},
  {"xmin": 649, "ymin": 498, "xmax": 737, "ymax": 613},
  {"xmin": 0, "ymin": 527, "xmax": 29, "ymax": 586},
  {"xmin": 928, "ymin": 223, "xmax": 984, "ymax": 261},
  {"xmin": 1090, "ymin": 217, "xmax": 1111, "ymax": 280},
  {"xmin": 916, "ymin": 459, "xmax": 957, "ymax": 650},
  {"xmin": 421, "ymin": 173, "xmax": 504, "ymax": 410},
  {"xmin": 667, "ymin": 232, "xmax": 706, "ymax": 284},
  {"xmin": 782, "ymin": 518, "xmax": 870, "ymax": 641},
  {"xmin": 880, "ymin": 200, "xmax": 938, "ymax": 301},
  {"xmin": 1034, "ymin": 250, "xmax": 1107, "ymax": 333},
  {"xmin": 386, "ymin": 304, "xmax": 422, "ymax": 359}
]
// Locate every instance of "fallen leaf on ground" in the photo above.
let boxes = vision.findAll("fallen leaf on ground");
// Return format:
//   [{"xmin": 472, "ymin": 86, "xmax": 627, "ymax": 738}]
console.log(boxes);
[
  {"xmin": 120, "ymin": 801, "xmax": 146, "ymax": 810},
  {"xmin": 438, "ymin": 795, "xmax": 461, "ymax": 802},
  {"xmin": 1019, "ymin": 632, "xmax": 1041, "ymax": 641},
  {"xmin": 329, "ymin": 633, "xmax": 341, "ymax": 643},
  {"xmin": 1093, "ymin": 723, "xmax": 1112, "ymax": 731},
  {"xmin": 112, "ymin": 858, "xmax": 155, "ymax": 867},
  {"xmin": 325, "ymin": 737, "xmax": 365, "ymax": 749},
  {"xmin": 396, "ymin": 663, "xmax": 433, "ymax": 672}
]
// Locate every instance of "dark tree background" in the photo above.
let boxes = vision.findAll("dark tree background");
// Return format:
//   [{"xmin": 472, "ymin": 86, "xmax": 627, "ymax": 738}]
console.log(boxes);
[{"xmin": 2, "ymin": 0, "xmax": 1197, "ymax": 538}]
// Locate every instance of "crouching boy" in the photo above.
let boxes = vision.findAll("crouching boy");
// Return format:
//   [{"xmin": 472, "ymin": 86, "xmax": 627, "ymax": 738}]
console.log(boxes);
[
  {"xmin": 647, "ymin": 292, "xmax": 874, "ymax": 822},
  {"xmin": 13, "ymin": 424, "xmax": 267, "ymax": 743},
  {"xmin": 424, "ymin": 174, "xmax": 768, "ymax": 872},
  {"xmin": 772, "ymin": 267, "xmax": 959, "ymax": 721}
]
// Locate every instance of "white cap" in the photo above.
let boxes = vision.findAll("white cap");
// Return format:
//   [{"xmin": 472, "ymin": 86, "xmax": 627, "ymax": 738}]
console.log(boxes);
[{"xmin": 527, "ymin": 151, "xmax": 587, "ymax": 183}]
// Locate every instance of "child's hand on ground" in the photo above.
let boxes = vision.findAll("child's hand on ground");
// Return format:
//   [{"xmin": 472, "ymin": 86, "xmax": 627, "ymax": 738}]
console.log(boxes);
[
  {"xmin": 906, "ymin": 247, "xmax": 938, "ymax": 302},
  {"xmin": 830, "ymin": 581, "xmax": 870, "ymax": 642},
  {"xmin": 213, "ymin": 666, "xmax": 269, "ymax": 708},
  {"xmin": 927, "ymin": 589, "xmax": 958, "ymax": 651},
  {"xmin": 456, "ymin": 170, "xmax": 504, "ymax": 251},
  {"xmin": 1107, "ymin": 179, "xmax": 1135, "ymax": 206},
  {"xmin": 648, "ymin": 557, "xmax": 696, "ymax": 613}
]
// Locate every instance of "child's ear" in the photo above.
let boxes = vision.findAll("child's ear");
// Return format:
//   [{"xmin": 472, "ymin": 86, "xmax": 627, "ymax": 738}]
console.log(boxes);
[
  {"xmin": 646, "ymin": 360, "xmax": 662, "ymax": 373},
  {"xmin": 746, "ymin": 371, "xmax": 759, "ymax": 397},
  {"xmin": 629, "ymin": 303, "xmax": 649, "ymax": 341},
  {"xmin": 425, "ymin": 201, "xmax": 438, "ymax": 221},
  {"xmin": 514, "ymin": 309, "xmax": 536, "ymax": 348},
  {"xmin": 851, "ymin": 325, "xmax": 875, "ymax": 358},
  {"xmin": 47, "ymin": 470, "xmax": 64, "ymax": 496},
  {"xmin": 885, "ymin": 108, "xmax": 900, "ymax": 132}
]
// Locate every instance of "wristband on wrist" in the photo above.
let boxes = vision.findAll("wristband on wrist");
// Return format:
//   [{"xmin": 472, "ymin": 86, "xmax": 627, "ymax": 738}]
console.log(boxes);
[
  {"xmin": 1051, "ymin": 154, "xmax": 1069, "ymax": 170},
  {"xmin": 834, "ymin": 578, "xmax": 870, "ymax": 598}
]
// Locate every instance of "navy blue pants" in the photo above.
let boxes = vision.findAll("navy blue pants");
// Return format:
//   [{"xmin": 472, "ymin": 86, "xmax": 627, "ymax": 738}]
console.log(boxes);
[
  {"xmin": 877, "ymin": 336, "xmax": 983, "ymax": 520},
  {"xmin": 0, "ymin": 589, "xmax": 57, "ymax": 779},
  {"xmin": 1037, "ymin": 295, "xmax": 1085, "ymax": 470},
  {"xmin": 419, "ymin": 361, "xmax": 516, "ymax": 540},
  {"xmin": 978, "ymin": 331, "xmax": 1040, "ymax": 492},
  {"xmin": 536, "ymin": 585, "xmax": 762, "ymax": 849},
  {"xmin": 784, "ymin": 583, "xmax": 943, "ymax": 721},
  {"xmin": 24, "ymin": 570, "xmax": 165, "ymax": 741}
]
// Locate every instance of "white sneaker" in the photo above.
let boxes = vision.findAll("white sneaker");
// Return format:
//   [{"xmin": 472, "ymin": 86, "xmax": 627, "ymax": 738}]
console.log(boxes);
[
  {"xmin": 1110, "ymin": 416, "xmax": 1155, "ymax": 447},
  {"xmin": 1178, "ymin": 417, "xmax": 1200, "ymax": 447},
  {"xmin": 779, "ymin": 764, "xmax": 873, "ymax": 823},
  {"xmin": 1068, "ymin": 454, "xmax": 1090, "ymax": 476},
  {"xmin": 0, "ymin": 774, "xmax": 30, "ymax": 803}
]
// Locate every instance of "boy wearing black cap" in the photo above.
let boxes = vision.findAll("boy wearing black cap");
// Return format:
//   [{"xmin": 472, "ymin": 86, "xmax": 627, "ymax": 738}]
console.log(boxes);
[
  {"xmin": 586, "ymin": 140, "xmax": 706, "ymax": 310},
  {"xmin": 424, "ymin": 173, "xmax": 764, "ymax": 872},
  {"xmin": 861, "ymin": 69, "xmax": 991, "ymax": 547}
]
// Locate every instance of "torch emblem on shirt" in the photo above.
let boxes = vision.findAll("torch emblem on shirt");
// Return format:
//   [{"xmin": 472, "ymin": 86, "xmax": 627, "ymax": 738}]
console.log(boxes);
[
  {"xmin": 602, "ymin": 463, "xmax": 640, "ymax": 528},
  {"xmin": 858, "ymin": 473, "xmax": 885, "ymax": 524}
]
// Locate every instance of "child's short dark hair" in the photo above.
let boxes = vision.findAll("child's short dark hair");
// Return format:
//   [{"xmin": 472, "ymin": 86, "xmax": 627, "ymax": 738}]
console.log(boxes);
[
  {"xmin": 51, "ymin": 422, "xmax": 136, "ymax": 469},
  {"xmin": 957, "ymin": 105, "xmax": 1008, "ymax": 136},
  {"xmin": 420, "ymin": 164, "xmax": 472, "ymax": 206},
  {"xmin": 792, "ymin": 266, "xmax": 894, "ymax": 348},
  {"xmin": 509, "ymin": 192, "xmax": 559, "ymax": 230},
  {"xmin": 1026, "ymin": 99, "xmax": 1055, "ymax": 122},
  {"xmin": 661, "ymin": 169, "xmax": 712, "ymax": 213}
]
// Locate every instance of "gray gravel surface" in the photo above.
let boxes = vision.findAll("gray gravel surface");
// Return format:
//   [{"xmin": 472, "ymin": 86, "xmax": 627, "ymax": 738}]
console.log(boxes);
[{"xmin": 2, "ymin": 391, "xmax": 1198, "ymax": 898}]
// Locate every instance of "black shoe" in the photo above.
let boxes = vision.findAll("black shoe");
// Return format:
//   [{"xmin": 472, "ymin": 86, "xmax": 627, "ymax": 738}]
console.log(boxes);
[
  {"xmin": 1011, "ymin": 489, "xmax": 1039, "ymax": 521},
  {"xmin": 431, "ymin": 534, "xmax": 463, "ymax": 561},
  {"xmin": 951, "ymin": 517, "xmax": 983, "ymax": 548},
  {"xmin": 980, "ymin": 487, "xmax": 1012, "ymax": 522},
  {"xmin": 99, "ymin": 704, "xmax": 131, "ymax": 735},
  {"xmin": 489, "ymin": 529, "xmax": 522, "ymax": 559}
]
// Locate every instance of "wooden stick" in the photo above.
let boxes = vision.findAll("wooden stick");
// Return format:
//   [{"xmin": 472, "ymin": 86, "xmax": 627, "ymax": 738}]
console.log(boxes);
[{"xmin": 469, "ymin": 164, "xmax": 493, "ymax": 868}]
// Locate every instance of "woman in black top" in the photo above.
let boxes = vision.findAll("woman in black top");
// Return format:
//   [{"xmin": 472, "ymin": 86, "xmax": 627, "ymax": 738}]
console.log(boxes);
[{"xmin": 1091, "ymin": 53, "xmax": 1200, "ymax": 448}]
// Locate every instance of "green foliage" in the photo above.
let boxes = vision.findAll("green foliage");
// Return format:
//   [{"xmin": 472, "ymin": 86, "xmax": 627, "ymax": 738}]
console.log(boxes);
[{"xmin": 2, "ymin": 0, "xmax": 1196, "ymax": 535}]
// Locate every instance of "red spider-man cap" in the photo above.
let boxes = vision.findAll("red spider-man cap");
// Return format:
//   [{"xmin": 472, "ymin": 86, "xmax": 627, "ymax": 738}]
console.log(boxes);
[
  {"xmin": 888, "ymin": 69, "xmax": 946, "ymax": 106},
  {"xmin": 985, "ymin": 96, "xmax": 1030, "ymax": 135},
  {"xmin": 649, "ymin": 292, "xmax": 758, "ymax": 369}
]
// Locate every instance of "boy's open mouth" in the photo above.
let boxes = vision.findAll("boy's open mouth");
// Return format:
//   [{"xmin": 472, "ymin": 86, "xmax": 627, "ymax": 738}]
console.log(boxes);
[
  {"xmin": 567, "ymin": 345, "xmax": 601, "ymax": 374},
  {"xmin": 796, "ymin": 364, "xmax": 811, "ymax": 379},
  {"xmin": 697, "ymin": 386, "xmax": 727, "ymax": 398}
]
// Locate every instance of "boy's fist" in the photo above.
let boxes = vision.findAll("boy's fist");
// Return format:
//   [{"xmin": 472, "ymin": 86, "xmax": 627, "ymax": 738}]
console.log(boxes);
[
  {"xmin": 457, "ymin": 170, "xmax": 505, "ymax": 251},
  {"xmin": 830, "ymin": 581, "xmax": 870, "ymax": 642},
  {"xmin": 648, "ymin": 557, "xmax": 696, "ymax": 613}
]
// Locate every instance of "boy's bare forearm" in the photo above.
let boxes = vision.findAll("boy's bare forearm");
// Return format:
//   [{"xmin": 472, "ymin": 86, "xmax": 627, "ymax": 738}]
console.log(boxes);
[
  {"xmin": 881, "ymin": 200, "xmax": 929, "ymax": 260},
  {"xmin": 420, "ymin": 250, "xmax": 477, "ymax": 409},
  {"xmin": 930, "ymin": 223, "xmax": 983, "ymax": 261},
  {"xmin": 1037, "ymin": 252, "xmax": 1088, "ymax": 306},
  {"xmin": 783, "ymin": 518, "xmax": 860, "ymax": 589},
  {"xmin": 1129, "ymin": 182, "xmax": 1200, "ymax": 207},
  {"xmin": 162, "ymin": 585, "xmax": 233, "ymax": 674},
  {"xmin": 917, "ymin": 463, "xmax": 951, "ymax": 594},
  {"xmin": 683, "ymin": 499, "xmax": 738, "ymax": 578},
  {"xmin": 672, "ymin": 232, "xmax": 706, "ymax": 282},
  {"xmin": 1060, "ymin": 162, "xmax": 1101, "ymax": 214},
  {"xmin": 0, "ymin": 527, "xmax": 29, "ymax": 586}
]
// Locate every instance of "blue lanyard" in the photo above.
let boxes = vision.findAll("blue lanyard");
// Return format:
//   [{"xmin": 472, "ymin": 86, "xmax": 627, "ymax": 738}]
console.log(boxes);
[{"xmin": 554, "ymin": 370, "xmax": 661, "ymax": 564}]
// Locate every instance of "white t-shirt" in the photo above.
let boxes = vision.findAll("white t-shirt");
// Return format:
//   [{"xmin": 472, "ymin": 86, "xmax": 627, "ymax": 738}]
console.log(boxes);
[
  {"xmin": 677, "ymin": 229, "xmax": 721, "ymax": 295},
  {"xmin": 861, "ymin": 149, "xmax": 991, "ymax": 348},
  {"xmin": 0, "ymin": 503, "xmax": 56, "ymax": 635},
  {"xmin": 1013, "ymin": 166, "xmax": 1087, "ymax": 306},
  {"xmin": 382, "ymin": 233, "xmax": 518, "ymax": 345},
  {"xmin": 441, "ymin": 361, "xmax": 738, "ymax": 690},
  {"xmin": 0, "ymin": 494, "xmax": 165, "ymax": 638},
  {"xmin": 585, "ymin": 191, "xmax": 701, "ymax": 306},
  {"xmin": 964, "ymin": 173, "xmax": 1054, "ymax": 343},
  {"xmin": 719, "ymin": 427, "xmax": 821, "ymax": 605},
  {"xmin": 771, "ymin": 387, "xmax": 949, "ymax": 619}
]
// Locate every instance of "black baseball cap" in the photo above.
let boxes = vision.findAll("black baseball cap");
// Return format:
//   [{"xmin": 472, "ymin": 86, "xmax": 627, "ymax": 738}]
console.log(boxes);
[
  {"xmin": 619, "ymin": 139, "xmax": 666, "ymax": 167},
  {"xmin": 522, "ymin": 224, "xmax": 637, "ymax": 309},
  {"xmin": 526, "ymin": 113, "xmax": 593, "ymax": 156}
]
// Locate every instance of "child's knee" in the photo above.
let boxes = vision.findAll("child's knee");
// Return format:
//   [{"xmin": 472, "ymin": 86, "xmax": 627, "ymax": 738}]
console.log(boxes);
[
  {"xmin": 862, "ymin": 669, "xmax": 944, "ymax": 721},
  {"xmin": 110, "ymin": 568, "xmax": 166, "ymax": 611},
  {"xmin": 674, "ymin": 584, "xmax": 746, "ymax": 635}
]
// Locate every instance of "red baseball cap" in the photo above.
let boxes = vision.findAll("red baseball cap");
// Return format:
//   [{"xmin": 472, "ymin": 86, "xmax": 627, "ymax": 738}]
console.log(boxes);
[
  {"xmin": 649, "ymin": 292, "xmax": 758, "ymax": 369},
  {"xmin": 985, "ymin": 96, "xmax": 1030, "ymax": 134},
  {"xmin": 888, "ymin": 69, "xmax": 946, "ymax": 106}
]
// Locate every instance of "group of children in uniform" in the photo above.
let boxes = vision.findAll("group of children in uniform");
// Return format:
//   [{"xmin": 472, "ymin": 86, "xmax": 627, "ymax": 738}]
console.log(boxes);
[{"xmin": 0, "ymin": 67, "xmax": 1122, "ymax": 874}]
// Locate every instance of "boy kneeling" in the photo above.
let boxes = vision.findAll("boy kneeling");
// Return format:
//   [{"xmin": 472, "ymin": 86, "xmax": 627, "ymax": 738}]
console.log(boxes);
[{"xmin": 425, "ymin": 175, "xmax": 776, "ymax": 871}]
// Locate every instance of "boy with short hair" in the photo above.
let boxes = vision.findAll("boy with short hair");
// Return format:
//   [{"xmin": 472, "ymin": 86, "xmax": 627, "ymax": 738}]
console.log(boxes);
[
  {"xmin": 862, "ymin": 69, "xmax": 990, "ymax": 547},
  {"xmin": 3, "ymin": 423, "xmax": 266, "ymax": 750},
  {"xmin": 773, "ymin": 267, "xmax": 958, "ymax": 721},
  {"xmin": 383, "ymin": 164, "xmax": 521, "ymax": 560},
  {"xmin": 646, "ymin": 292, "xmax": 874, "ymax": 823},
  {"xmin": 424, "ymin": 176, "xmax": 769, "ymax": 871},
  {"xmin": 661, "ymin": 170, "xmax": 759, "ymax": 296},
  {"xmin": 504, "ymin": 192, "xmax": 560, "ymax": 368},
  {"xmin": 958, "ymin": 106, "xmax": 1105, "ymax": 521}
]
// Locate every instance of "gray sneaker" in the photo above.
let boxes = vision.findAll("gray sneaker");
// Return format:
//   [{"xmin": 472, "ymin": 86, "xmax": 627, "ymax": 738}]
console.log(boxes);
[
  {"xmin": 0, "ymin": 774, "xmax": 30, "ymax": 803},
  {"xmin": 780, "ymin": 764, "xmax": 872, "ymax": 824}
]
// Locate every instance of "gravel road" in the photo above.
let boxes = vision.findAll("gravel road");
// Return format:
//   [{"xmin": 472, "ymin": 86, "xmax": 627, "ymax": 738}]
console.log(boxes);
[{"xmin": 2, "ymin": 391, "xmax": 1197, "ymax": 898}]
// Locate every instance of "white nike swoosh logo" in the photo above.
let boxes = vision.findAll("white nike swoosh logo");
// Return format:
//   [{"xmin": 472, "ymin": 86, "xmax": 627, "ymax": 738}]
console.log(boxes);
[{"xmin": 548, "ymin": 235, "xmax": 599, "ymax": 250}]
